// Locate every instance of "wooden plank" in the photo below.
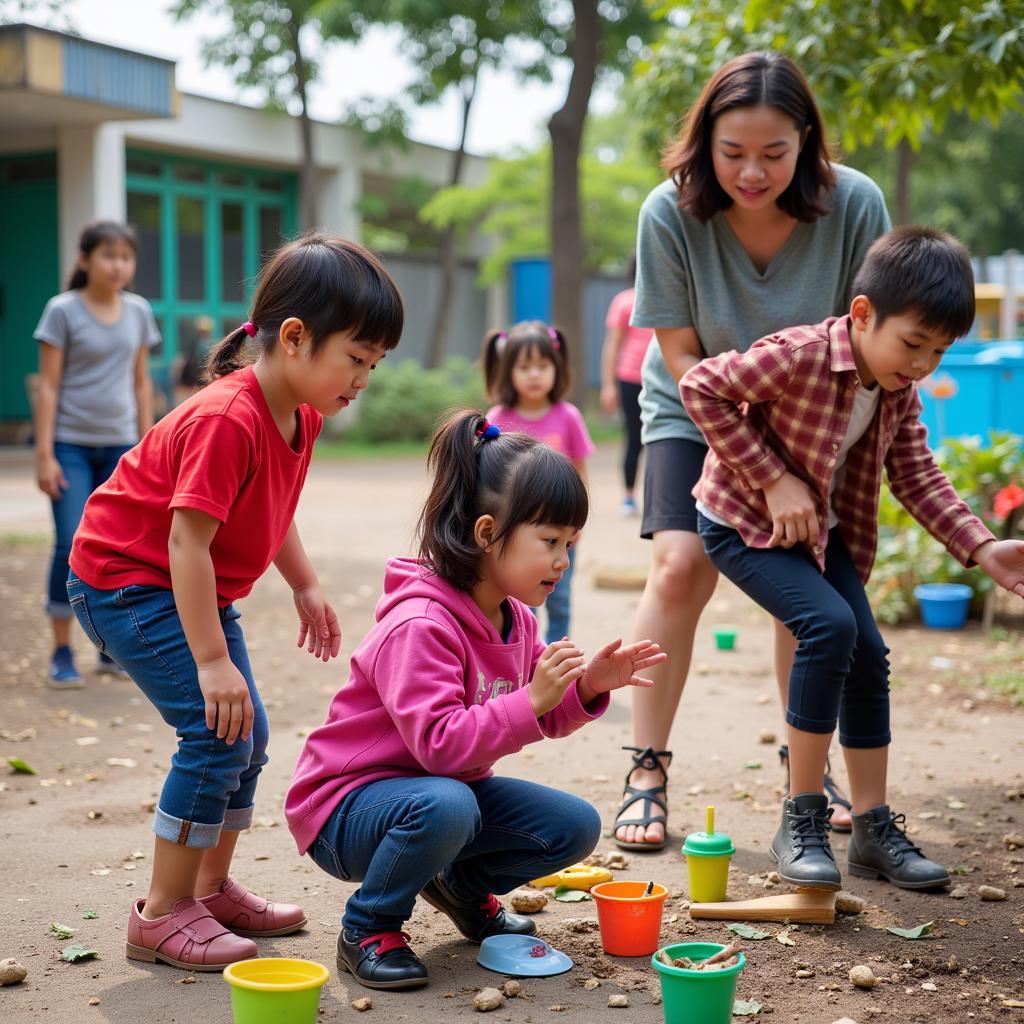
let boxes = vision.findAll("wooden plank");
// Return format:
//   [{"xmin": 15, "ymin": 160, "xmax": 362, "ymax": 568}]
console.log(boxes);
[{"xmin": 689, "ymin": 889, "xmax": 837, "ymax": 925}]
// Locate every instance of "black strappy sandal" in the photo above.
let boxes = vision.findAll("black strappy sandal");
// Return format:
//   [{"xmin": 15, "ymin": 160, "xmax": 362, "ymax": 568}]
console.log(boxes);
[
  {"xmin": 613, "ymin": 745, "xmax": 673, "ymax": 852},
  {"xmin": 778, "ymin": 744, "xmax": 852, "ymax": 833}
]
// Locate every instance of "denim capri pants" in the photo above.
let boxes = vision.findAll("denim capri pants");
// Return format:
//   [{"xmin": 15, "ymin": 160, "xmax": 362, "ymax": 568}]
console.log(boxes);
[{"xmin": 66, "ymin": 570, "xmax": 269, "ymax": 848}]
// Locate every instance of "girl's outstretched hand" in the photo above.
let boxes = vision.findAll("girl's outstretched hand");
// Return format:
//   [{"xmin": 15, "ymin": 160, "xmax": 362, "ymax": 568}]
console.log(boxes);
[
  {"xmin": 581, "ymin": 638, "xmax": 666, "ymax": 697},
  {"xmin": 529, "ymin": 639, "xmax": 587, "ymax": 717},
  {"xmin": 293, "ymin": 585, "xmax": 342, "ymax": 661},
  {"xmin": 974, "ymin": 539, "xmax": 1024, "ymax": 598}
]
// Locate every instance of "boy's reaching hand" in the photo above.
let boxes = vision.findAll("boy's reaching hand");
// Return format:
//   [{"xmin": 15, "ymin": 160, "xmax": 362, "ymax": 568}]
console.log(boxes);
[
  {"xmin": 578, "ymin": 638, "xmax": 666, "ymax": 703},
  {"xmin": 293, "ymin": 585, "xmax": 342, "ymax": 661},
  {"xmin": 763, "ymin": 471, "xmax": 819, "ymax": 549},
  {"xmin": 973, "ymin": 539, "xmax": 1024, "ymax": 598}
]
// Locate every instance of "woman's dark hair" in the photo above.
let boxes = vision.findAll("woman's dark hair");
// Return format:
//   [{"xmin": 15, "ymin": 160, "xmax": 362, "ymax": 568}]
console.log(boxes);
[
  {"xmin": 662, "ymin": 51, "xmax": 836, "ymax": 223},
  {"xmin": 67, "ymin": 220, "xmax": 138, "ymax": 290},
  {"xmin": 481, "ymin": 320, "xmax": 570, "ymax": 407},
  {"xmin": 206, "ymin": 231, "xmax": 404, "ymax": 381},
  {"xmin": 852, "ymin": 226, "xmax": 976, "ymax": 339},
  {"xmin": 417, "ymin": 410, "xmax": 589, "ymax": 593}
]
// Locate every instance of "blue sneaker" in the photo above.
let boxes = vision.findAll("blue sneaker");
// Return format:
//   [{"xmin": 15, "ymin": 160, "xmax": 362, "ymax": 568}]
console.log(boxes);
[
  {"xmin": 97, "ymin": 651, "xmax": 129, "ymax": 677},
  {"xmin": 48, "ymin": 645, "xmax": 84, "ymax": 689},
  {"xmin": 618, "ymin": 496, "xmax": 637, "ymax": 518}
]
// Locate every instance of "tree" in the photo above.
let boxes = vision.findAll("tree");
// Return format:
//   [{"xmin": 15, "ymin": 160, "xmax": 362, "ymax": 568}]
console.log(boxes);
[
  {"xmin": 173, "ymin": 0, "xmax": 362, "ymax": 229},
  {"xmin": 0, "ymin": 0, "xmax": 72, "ymax": 26},
  {"xmin": 633, "ymin": 0, "xmax": 1024, "ymax": 223}
]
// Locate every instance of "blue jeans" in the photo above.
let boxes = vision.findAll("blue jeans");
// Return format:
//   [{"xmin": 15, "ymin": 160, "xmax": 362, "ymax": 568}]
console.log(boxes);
[
  {"xmin": 537, "ymin": 546, "xmax": 576, "ymax": 644},
  {"xmin": 309, "ymin": 775, "xmax": 601, "ymax": 936},
  {"xmin": 66, "ymin": 571, "xmax": 269, "ymax": 848},
  {"xmin": 697, "ymin": 515, "xmax": 891, "ymax": 748},
  {"xmin": 47, "ymin": 441, "xmax": 131, "ymax": 619}
]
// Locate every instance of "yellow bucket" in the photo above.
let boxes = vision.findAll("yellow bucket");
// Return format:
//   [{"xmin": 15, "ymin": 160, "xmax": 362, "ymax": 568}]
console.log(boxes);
[{"xmin": 223, "ymin": 958, "xmax": 329, "ymax": 1024}]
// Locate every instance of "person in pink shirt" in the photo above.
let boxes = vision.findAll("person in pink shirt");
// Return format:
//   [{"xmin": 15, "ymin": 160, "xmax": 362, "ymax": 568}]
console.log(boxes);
[
  {"xmin": 286, "ymin": 410, "xmax": 664, "ymax": 990},
  {"xmin": 600, "ymin": 255, "xmax": 653, "ymax": 517},
  {"xmin": 483, "ymin": 321, "xmax": 595, "ymax": 642}
]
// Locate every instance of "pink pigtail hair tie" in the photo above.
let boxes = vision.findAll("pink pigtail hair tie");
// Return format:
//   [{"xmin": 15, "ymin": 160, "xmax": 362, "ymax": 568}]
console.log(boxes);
[
  {"xmin": 547, "ymin": 326, "xmax": 560, "ymax": 349},
  {"xmin": 242, "ymin": 321, "xmax": 257, "ymax": 338}
]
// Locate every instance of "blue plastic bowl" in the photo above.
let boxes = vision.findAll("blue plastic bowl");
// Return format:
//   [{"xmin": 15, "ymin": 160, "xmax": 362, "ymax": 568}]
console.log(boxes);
[{"xmin": 913, "ymin": 583, "xmax": 973, "ymax": 630}]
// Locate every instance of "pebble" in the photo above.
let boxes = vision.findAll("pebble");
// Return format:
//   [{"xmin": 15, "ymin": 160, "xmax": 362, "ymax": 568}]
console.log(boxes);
[
  {"xmin": 607, "ymin": 995, "xmax": 629, "ymax": 1008},
  {"xmin": 979, "ymin": 885, "xmax": 1007, "ymax": 901},
  {"xmin": 849, "ymin": 965, "xmax": 877, "ymax": 989},
  {"xmin": 510, "ymin": 889, "xmax": 548, "ymax": 913},
  {"xmin": 758, "ymin": 729, "xmax": 777, "ymax": 744},
  {"xmin": 352, "ymin": 996, "xmax": 372, "ymax": 1011},
  {"xmin": 949, "ymin": 885, "xmax": 970, "ymax": 899},
  {"xmin": 795, "ymin": 969, "xmax": 815, "ymax": 978},
  {"xmin": 474, "ymin": 988, "xmax": 505, "ymax": 1012},
  {"xmin": 835, "ymin": 891, "xmax": 866, "ymax": 914},
  {"xmin": 922, "ymin": 982, "xmax": 937, "ymax": 992},
  {"xmin": 0, "ymin": 959, "xmax": 27, "ymax": 985},
  {"xmin": 583, "ymin": 978, "xmax": 601, "ymax": 990},
  {"xmin": 501, "ymin": 980, "xmax": 521, "ymax": 998},
  {"xmin": 1002, "ymin": 833, "xmax": 1024, "ymax": 849}
]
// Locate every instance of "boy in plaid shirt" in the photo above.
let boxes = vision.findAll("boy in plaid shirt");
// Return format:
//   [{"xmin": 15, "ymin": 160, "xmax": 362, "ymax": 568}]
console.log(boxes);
[{"xmin": 682, "ymin": 227, "xmax": 1024, "ymax": 891}]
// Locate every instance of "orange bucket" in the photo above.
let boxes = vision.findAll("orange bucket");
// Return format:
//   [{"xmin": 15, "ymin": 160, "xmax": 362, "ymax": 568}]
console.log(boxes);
[{"xmin": 590, "ymin": 880, "xmax": 668, "ymax": 956}]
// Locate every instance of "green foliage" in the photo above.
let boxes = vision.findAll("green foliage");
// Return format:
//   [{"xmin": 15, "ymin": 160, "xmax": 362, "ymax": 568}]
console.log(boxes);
[
  {"xmin": 869, "ymin": 431, "xmax": 1024, "ymax": 624},
  {"xmin": 346, "ymin": 356, "xmax": 484, "ymax": 443}
]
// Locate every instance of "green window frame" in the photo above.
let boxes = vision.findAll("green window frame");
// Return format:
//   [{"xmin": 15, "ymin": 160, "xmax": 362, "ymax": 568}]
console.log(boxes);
[{"xmin": 125, "ymin": 148, "xmax": 297, "ymax": 385}]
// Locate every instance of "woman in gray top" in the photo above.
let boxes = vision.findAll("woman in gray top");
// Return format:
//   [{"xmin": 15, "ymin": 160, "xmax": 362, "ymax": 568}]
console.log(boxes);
[
  {"xmin": 34, "ymin": 221, "xmax": 161, "ymax": 688},
  {"xmin": 614, "ymin": 52, "xmax": 891, "ymax": 850}
]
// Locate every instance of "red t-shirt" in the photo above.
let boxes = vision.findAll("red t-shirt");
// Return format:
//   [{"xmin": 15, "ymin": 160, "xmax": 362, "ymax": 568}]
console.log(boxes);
[{"xmin": 70, "ymin": 365, "xmax": 323, "ymax": 606}]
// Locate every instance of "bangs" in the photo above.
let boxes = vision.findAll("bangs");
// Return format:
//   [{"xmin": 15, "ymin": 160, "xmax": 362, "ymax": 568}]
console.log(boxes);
[{"xmin": 498, "ymin": 445, "xmax": 588, "ymax": 540}]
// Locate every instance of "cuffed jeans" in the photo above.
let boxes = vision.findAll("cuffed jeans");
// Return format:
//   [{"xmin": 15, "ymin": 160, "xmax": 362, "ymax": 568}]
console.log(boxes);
[
  {"xmin": 47, "ymin": 441, "xmax": 131, "ymax": 618},
  {"xmin": 697, "ymin": 515, "xmax": 891, "ymax": 748},
  {"xmin": 66, "ymin": 571, "xmax": 269, "ymax": 847},
  {"xmin": 309, "ymin": 775, "xmax": 601, "ymax": 936}
]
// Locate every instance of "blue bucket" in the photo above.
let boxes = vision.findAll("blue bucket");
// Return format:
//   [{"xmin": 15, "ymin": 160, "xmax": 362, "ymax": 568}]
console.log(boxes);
[{"xmin": 913, "ymin": 583, "xmax": 973, "ymax": 629}]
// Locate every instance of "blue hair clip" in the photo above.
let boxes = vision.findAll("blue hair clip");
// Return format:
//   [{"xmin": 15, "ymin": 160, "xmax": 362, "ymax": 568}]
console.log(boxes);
[{"xmin": 475, "ymin": 420, "xmax": 501, "ymax": 441}]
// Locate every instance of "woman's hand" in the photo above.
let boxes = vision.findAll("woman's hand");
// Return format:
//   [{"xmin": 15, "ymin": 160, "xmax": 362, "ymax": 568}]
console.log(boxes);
[
  {"xmin": 36, "ymin": 453, "xmax": 67, "ymax": 499},
  {"xmin": 600, "ymin": 383, "xmax": 619, "ymax": 413},
  {"xmin": 197, "ymin": 655, "xmax": 253, "ymax": 745},
  {"xmin": 973, "ymin": 539, "xmax": 1024, "ymax": 598},
  {"xmin": 293, "ymin": 585, "xmax": 342, "ymax": 661},
  {"xmin": 763, "ymin": 471, "xmax": 820, "ymax": 549},
  {"xmin": 529, "ymin": 639, "xmax": 586, "ymax": 716},
  {"xmin": 578, "ymin": 638, "xmax": 665, "ymax": 699}
]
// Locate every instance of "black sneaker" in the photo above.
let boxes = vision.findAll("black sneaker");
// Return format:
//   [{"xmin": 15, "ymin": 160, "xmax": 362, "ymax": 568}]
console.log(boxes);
[
  {"xmin": 848, "ymin": 805, "xmax": 950, "ymax": 890},
  {"xmin": 770, "ymin": 793, "xmax": 842, "ymax": 891},
  {"xmin": 336, "ymin": 929, "xmax": 428, "ymax": 990},
  {"xmin": 420, "ymin": 873, "xmax": 536, "ymax": 943}
]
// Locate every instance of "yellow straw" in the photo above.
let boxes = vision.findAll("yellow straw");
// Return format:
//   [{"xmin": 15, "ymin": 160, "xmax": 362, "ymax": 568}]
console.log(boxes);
[{"xmin": 706, "ymin": 805, "xmax": 715, "ymax": 835}]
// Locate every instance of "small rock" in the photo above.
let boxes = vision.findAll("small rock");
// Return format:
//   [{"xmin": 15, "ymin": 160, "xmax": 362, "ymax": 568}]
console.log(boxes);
[
  {"xmin": 747, "ymin": 874, "xmax": 762, "ymax": 886},
  {"xmin": 766, "ymin": 871, "xmax": 781, "ymax": 884},
  {"xmin": 949, "ymin": 885, "xmax": 970, "ymax": 899},
  {"xmin": 758, "ymin": 729, "xmax": 777, "ymax": 744},
  {"xmin": 835, "ymin": 891, "xmax": 867, "ymax": 915},
  {"xmin": 548, "ymin": 1006, "xmax": 567, "ymax": 1013},
  {"xmin": 352, "ymin": 996, "xmax": 372, "ymax": 1011},
  {"xmin": 607, "ymin": 994, "xmax": 629, "ymax": 1008},
  {"xmin": 1002, "ymin": 833, "xmax": 1024, "ymax": 849},
  {"xmin": 795, "ymin": 969, "xmax": 815, "ymax": 978},
  {"xmin": 510, "ymin": 889, "xmax": 548, "ymax": 914},
  {"xmin": 88, "ymin": 998, "xmax": 100, "ymax": 1006},
  {"xmin": 583, "ymin": 978, "xmax": 600, "ymax": 990},
  {"xmin": 921, "ymin": 982, "xmax": 937, "ymax": 992},
  {"xmin": 978, "ymin": 885, "xmax": 1007, "ymax": 901},
  {"xmin": 474, "ymin": 988, "xmax": 505, "ymax": 1012},
  {"xmin": 849, "ymin": 965, "xmax": 877, "ymax": 989},
  {"xmin": 501, "ymin": 980, "xmax": 521, "ymax": 998},
  {"xmin": 0, "ymin": 959, "xmax": 28, "ymax": 985},
  {"xmin": 605, "ymin": 853, "xmax": 628, "ymax": 870},
  {"xmin": 830, "ymin": 1019, "xmax": 861, "ymax": 1024}
]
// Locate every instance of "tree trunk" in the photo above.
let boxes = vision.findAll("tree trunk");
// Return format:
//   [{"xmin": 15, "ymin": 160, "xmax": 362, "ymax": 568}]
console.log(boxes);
[
  {"xmin": 894, "ymin": 138, "xmax": 914, "ymax": 225},
  {"xmin": 426, "ymin": 71, "xmax": 478, "ymax": 369},
  {"xmin": 548, "ymin": 0, "xmax": 600, "ymax": 404},
  {"xmin": 292, "ymin": 21, "xmax": 318, "ymax": 230}
]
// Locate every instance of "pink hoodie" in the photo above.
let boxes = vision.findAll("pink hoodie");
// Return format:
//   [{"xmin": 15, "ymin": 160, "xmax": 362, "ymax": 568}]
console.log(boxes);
[{"xmin": 286, "ymin": 557, "xmax": 609, "ymax": 854}]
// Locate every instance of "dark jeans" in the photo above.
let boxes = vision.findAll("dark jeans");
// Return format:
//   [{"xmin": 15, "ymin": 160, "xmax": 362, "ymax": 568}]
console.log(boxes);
[
  {"xmin": 47, "ymin": 441, "xmax": 131, "ymax": 618},
  {"xmin": 309, "ymin": 775, "xmax": 601, "ymax": 936},
  {"xmin": 66, "ymin": 571, "xmax": 269, "ymax": 847},
  {"xmin": 617, "ymin": 379, "xmax": 644, "ymax": 491},
  {"xmin": 697, "ymin": 515, "xmax": 891, "ymax": 747}
]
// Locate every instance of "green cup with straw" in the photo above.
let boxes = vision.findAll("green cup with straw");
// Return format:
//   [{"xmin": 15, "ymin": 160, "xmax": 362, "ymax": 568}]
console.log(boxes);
[{"xmin": 682, "ymin": 806, "xmax": 735, "ymax": 903}]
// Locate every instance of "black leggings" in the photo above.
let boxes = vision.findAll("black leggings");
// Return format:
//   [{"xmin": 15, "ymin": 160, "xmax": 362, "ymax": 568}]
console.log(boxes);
[{"xmin": 618, "ymin": 379, "xmax": 644, "ymax": 491}]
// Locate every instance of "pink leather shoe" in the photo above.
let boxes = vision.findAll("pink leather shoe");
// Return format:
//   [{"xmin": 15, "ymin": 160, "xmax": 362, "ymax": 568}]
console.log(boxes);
[
  {"xmin": 199, "ymin": 878, "xmax": 308, "ymax": 937},
  {"xmin": 127, "ymin": 897, "xmax": 257, "ymax": 971}
]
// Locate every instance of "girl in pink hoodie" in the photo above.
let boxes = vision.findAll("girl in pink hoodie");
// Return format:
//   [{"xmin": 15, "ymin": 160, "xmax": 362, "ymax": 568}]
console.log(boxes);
[{"xmin": 287, "ymin": 410, "xmax": 665, "ymax": 990}]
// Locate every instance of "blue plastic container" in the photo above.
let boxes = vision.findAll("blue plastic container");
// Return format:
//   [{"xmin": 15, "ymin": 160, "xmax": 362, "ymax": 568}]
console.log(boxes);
[{"xmin": 913, "ymin": 583, "xmax": 973, "ymax": 629}]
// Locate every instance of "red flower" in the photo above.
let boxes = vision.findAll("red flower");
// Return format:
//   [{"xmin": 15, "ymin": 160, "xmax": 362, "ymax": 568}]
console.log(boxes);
[{"xmin": 994, "ymin": 483, "xmax": 1024, "ymax": 520}]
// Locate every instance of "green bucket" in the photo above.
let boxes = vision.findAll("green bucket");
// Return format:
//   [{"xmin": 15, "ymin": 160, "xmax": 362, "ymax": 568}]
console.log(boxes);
[
  {"xmin": 223, "ymin": 958, "xmax": 329, "ymax": 1024},
  {"xmin": 651, "ymin": 943, "xmax": 745, "ymax": 1024}
]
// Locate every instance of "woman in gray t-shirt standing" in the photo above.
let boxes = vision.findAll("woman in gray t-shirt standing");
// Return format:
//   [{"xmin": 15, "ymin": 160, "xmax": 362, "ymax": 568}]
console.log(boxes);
[
  {"xmin": 614, "ymin": 52, "xmax": 891, "ymax": 850},
  {"xmin": 34, "ymin": 221, "xmax": 161, "ymax": 688}
]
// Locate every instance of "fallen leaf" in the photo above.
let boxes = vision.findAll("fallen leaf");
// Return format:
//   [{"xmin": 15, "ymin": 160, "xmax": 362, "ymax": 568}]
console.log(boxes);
[
  {"xmin": 776, "ymin": 926, "xmax": 797, "ymax": 946},
  {"xmin": 886, "ymin": 921, "xmax": 935, "ymax": 940},
  {"xmin": 61, "ymin": 944, "xmax": 99, "ymax": 963},
  {"xmin": 6, "ymin": 756, "xmax": 37, "ymax": 775},
  {"xmin": 732, "ymin": 999, "xmax": 763, "ymax": 1015},
  {"xmin": 82, "ymin": 909, "xmax": 98, "ymax": 920},
  {"xmin": 743, "ymin": 761, "xmax": 763, "ymax": 770},
  {"xmin": 727, "ymin": 923, "xmax": 771, "ymax": 940},
  {"xmin": 552, "ymin": 886, "xmax": 590, "ymax": 903},
  {"xmin": 50, "ymin": 922, "xmax": 75, "ymax": 939}
]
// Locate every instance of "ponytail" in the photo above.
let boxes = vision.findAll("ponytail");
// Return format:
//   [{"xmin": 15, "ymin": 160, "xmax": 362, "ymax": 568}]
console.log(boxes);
[
  {"xmin": 205, "ymin": 325, "xmax": 253, "ymax": 381},
  {"xmin": 66, "ymin": 268, "xmax": 89, "ymax": 290},
  {"xmin": 481, "ymin": 329, "xmax": 507, "ymax": 402}
]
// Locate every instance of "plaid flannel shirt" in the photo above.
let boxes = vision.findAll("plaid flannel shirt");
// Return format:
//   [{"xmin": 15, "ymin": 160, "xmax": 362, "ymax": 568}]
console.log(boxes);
[{"xmin": 681, "ymin": 316, "xmax": 994, "ymax": 582}]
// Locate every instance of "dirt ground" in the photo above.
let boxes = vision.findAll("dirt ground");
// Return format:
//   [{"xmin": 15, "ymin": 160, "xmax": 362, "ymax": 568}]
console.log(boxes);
[{"xmin": 1, "ymin": 443, "xmax": 1022, "ymax": 1024}]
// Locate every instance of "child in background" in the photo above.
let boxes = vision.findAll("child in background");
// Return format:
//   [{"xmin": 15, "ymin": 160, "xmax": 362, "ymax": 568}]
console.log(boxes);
[
  {"xmin": 33, "ymin": 220, "xmax": 161, "ymax": 687},
  {"xmin": 67, "ymin": 233, "xmax": 404, "ymax": 971},
  {"xmin": 483, "ymin": 322, "xmax": 595, "ymax": 642},
  {"xmin": 287, "ymin": 411, "xmax": 665, "ymax": 990},
  {"xmin": 682, "ymin": 227, "xmax": 1024, "ymax": 892}
]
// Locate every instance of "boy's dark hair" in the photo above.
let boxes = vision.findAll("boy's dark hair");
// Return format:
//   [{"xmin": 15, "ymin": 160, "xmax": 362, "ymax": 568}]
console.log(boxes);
[
  {"xmin": 852, "ymin": 227, "xmax": 975, "ymax": 339},
  {"xmin": 67, "ymin": 220, "xmax": 138, "ymax": 290},
  {"xmin": 417, "ymin": 410, "xmax": 588, "ymax": 593},
  {"xmin": 481, "ymin": 321, "xmax": 570, "ymax": 407},
  {"xmin": 206, "ymin": 232, "xmax": 404, "ymax": 380},
  {"xmin": 662, "ymin": 51, "xmax": 836, "ymax": 223}
]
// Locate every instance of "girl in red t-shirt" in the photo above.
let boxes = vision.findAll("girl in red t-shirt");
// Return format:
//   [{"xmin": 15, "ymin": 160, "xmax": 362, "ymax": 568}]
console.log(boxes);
[{"xmin": 67, "ymin": 233, "xmax": 403, "ymax": 971}]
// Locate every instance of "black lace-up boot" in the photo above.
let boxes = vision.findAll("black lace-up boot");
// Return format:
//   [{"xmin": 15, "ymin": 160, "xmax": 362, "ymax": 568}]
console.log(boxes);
[
  {"xmin": 770, "ymin": 793, "xmax": 842, "ymax": 890},
  {"xmin": 420, "ymin": 873, "xmax": 536, "ymax": 943},
  {"xmin": 848, "ymin": 805, "xmax": 950, "ymax": 889},
  {"xmin": 336, "ymin": 929, "xmax": 429, "ymax": 989}
]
